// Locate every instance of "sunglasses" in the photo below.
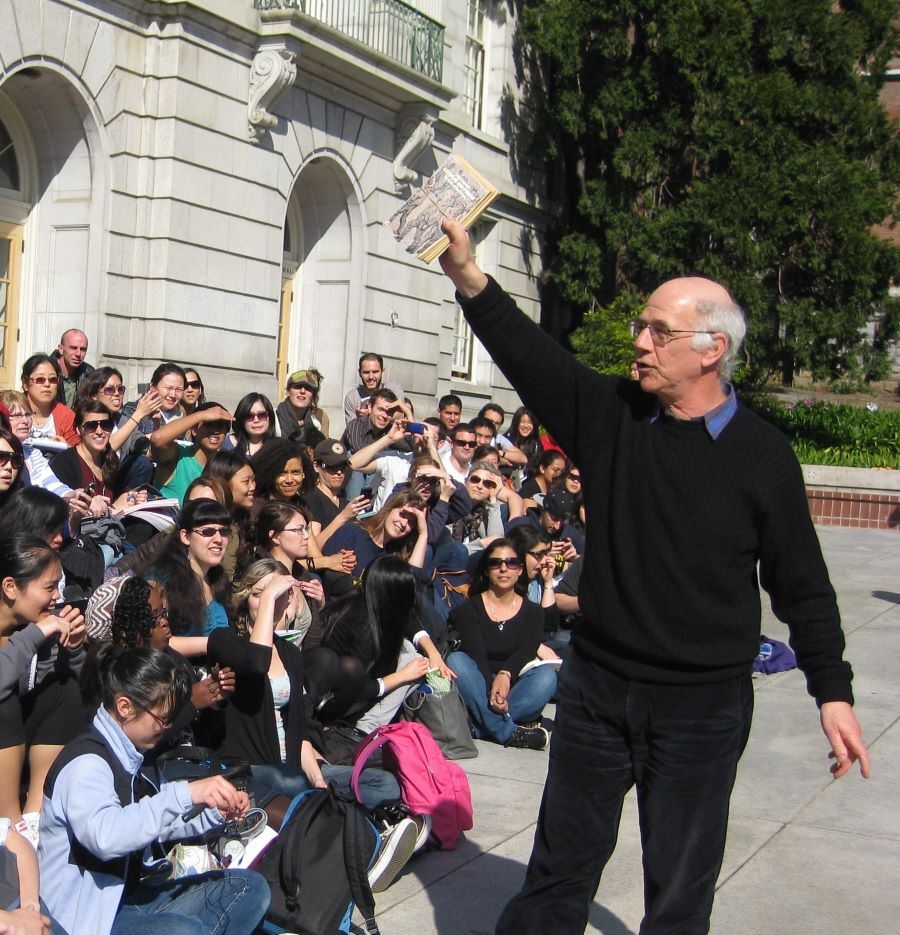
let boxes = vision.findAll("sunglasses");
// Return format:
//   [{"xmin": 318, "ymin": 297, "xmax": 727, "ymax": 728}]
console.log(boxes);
[
  {"xmin": 567, "ymin": 474, "xmax": 581, "ymax": 483},
  {"xmin": 246, "ymin": 411, "xmax": 270, "ymax": 421},
  {"xmin": 29, "ymin": 375, "xmax": 59, "ymax": 386},
  {"xmin": 469, "ymin": 475, "xmax": 498, "ymax": 490},
  {"xmin": 0, "ymin": 451, "xmax": 24, "ymax": 470},
  {"xmin": 81, "ymin": 418, "xmax": 114, "ymax": 434},
  {"xmin": 191, "ymin": 525, "xmax": 231, "ymax": 538},
  {"xmin": 101, "ymin": 385, "xmax": 127, "ymax": 396},
  {"xmin": 289, "ymin": 383, "xmax": 315, "ymax": 393},
  {"xmin": 487, "ymin": 556, "xmax": 522, "ymax": 570},
  {"xmin": 527, "ymin": 548, "xmax": 551, "ymax": 560},
  {"xmin": 319, "ymin": 462, "xmax": 348, "ymax": 472},
  {"xmin": 185, "ymin": 379, "xmax": 203, "ymax": 390},
  {"xmin": 454, "ymin": 439, "xmax": 477, "ymax": 448}
]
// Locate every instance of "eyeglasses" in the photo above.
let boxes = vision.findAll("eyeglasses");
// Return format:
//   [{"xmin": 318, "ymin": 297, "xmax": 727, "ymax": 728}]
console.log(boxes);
[
  {"xmin": 0, "ymin": 451, "xmax": 24, "ymax": 470},
  {"xmin": 150, "ymin": 606, "xmax": 170, "ymax": 624},
  {"xmin": 469, "ymin": 475, "xmax": 498, "ymax": 490},
  {"xmin": 81, "ymin": 418, "xmax": 114, "ymax": 434},
  {"xmin": 29, "ymin": 375, "xmax": 59, "ymax": 386},
  {"xmin": 185, "ymin": 379, "xmax": 203, "ymax": 390},
  {"xmin": 247, "ymin": 411, "xmax": 270, "ymax": 421},
  {"xmin": 7, "ymin": 411, "xmax": 32, "ymax": 421},
  {"xmin": 133, "ymin": 702, "xmax": 175, "ymax": 729},
  {"xmin": 282, "ymin": 525, "xmax": 309, "ymax": 536},
  {"xmin": 191, "ymin": 525, "xmax": 231, "ymax": 538},
  {"xmin": 487, "ymin": 556, "xmax": 522, "ymax": 570},
  {"xmin": 527, "ymin": 548, "xmax": 550, "ymax": 560},
  {"xmin": 101, "ymin": 385, "xmax": 126, "ymax": 396},
  {"xmin": 454, "ymin": 439, "xmax": 477, "ymax": 448},
  {"xmin": 630, "ymin": 319, "xmax": 719, "ymax": 347}
]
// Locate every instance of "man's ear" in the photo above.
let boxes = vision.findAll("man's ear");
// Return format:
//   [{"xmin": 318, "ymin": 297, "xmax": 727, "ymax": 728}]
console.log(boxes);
[{"xmin": 700, "ymin": 332, "xmax": 728, "ymax": 371}]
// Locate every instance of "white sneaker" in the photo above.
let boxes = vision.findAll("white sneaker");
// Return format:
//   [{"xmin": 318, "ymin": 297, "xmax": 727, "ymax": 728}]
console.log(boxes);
[
  {"xmin": 15, "ymin": 812, "xmax": 40, "ymax": 849},
  {"xmin": 367, "ymin": 817, "xmax": 418, "ymax": 893}
]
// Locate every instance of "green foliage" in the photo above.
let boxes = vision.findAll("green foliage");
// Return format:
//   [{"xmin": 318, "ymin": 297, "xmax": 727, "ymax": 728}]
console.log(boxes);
[
  {"xmin": 569, "ymin": 292, "xmax": 643, "ymax": 377},
  {"xmin": 742, "ymin": 394, "xmax": 900, "ymax": 467},
  {"xmin": 511, "ymin": 0, "xmax": 900, "ymax": 388}
]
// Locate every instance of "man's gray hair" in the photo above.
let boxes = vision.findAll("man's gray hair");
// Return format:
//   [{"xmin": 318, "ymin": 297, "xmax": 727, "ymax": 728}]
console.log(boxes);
[{"xmin": 691, "ymin": 298, "xmax": 746, "ymax": 379}]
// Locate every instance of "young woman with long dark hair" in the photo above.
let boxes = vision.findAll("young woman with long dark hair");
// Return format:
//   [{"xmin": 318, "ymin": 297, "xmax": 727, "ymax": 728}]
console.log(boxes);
[
  {"xmin": 0, "ymin": 534, "xmax": 86, "ymax": 838},
  {"xmin": 21, "ymin": 354, "xmax": 78, "ymax": 447},
  {"xmin": 446, "ymin": 538, "xmax": 556, "ymax": 750},
  {"xmin": 40, "ymin": 644, "xmax": 269, "ymax": 935},
  {"xmin": 225, "ymin": 393, "xmax": 277, "ymax": 457},
  {"xmin": 507, "ymin": 406, "xmax": 542, "ymax": 476},
  {"xmin": 131, "ymin": 361, "xmax": 187, "ymax": 435},
  {"xmin": 517, "ymin": 448, "xmax": 566, "ymax": 504},
  {"xmin": 202, "ymin": 450, "xmax": 256, "ymax": 579}
]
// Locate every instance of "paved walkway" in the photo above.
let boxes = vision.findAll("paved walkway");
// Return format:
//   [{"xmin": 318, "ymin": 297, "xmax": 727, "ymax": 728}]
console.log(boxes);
[{"xmin": 366, "ymin": 526, "xmax": 900, "ymax": 934}]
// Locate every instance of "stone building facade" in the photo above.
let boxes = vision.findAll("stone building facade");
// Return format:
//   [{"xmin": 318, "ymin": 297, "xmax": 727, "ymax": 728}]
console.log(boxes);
[{"xmin": 0, "ymin": 0, "xmax": 545, "ymax": 430}]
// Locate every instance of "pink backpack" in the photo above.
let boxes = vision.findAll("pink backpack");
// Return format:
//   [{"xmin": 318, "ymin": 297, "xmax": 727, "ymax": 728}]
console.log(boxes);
[{"xmin": 351, "ymin": 722, "xmax": 474, "ymax": 850}]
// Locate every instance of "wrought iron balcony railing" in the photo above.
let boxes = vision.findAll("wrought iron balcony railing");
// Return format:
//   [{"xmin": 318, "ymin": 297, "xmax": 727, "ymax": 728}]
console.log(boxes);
[{"xmin": 255, "ymin": 0, "xmax": 445, "ymax": 83}]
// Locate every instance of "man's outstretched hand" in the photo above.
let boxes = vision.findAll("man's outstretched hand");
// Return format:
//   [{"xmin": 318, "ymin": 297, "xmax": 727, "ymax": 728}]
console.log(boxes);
[
  {"xmin": 820, "ymin": 701, "xmax": 870, "ymax": 779},
  {"xmin": 439, "ymin": 218, "xmax": 489, "ymax": 299}
]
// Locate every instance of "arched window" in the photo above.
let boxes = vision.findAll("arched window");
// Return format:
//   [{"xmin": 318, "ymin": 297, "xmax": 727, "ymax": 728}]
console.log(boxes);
[{"xmin": 0, "ymin": 117, "xmax": 20, "ymax": 193}]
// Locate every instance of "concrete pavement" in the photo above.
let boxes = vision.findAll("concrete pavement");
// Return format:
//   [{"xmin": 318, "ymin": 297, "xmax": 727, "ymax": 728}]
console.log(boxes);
[{"xmin": 365, "ymin": 526, "xmax": 900, "ymax": 934}]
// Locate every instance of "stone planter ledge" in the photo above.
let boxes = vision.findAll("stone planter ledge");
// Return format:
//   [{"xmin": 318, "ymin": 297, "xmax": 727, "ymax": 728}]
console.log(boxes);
[{"xmin": 802, "ymin": 465, "xmax": 899, "ymax": 531}]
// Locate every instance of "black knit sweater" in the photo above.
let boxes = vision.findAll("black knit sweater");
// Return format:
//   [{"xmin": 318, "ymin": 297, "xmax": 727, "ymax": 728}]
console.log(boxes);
[{"xmin": 460, "ymin": 278, "xmax": 853, "ymax": 705}]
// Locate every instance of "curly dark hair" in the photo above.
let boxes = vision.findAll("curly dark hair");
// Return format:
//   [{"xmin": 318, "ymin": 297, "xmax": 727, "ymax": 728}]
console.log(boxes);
[
  {"xmin": 111, "ymin": 576, "xmax": 155, "ymax": 648},
  {"xmin": 250, "ymin": 438, "xmax": 314, "ymax": 502}
]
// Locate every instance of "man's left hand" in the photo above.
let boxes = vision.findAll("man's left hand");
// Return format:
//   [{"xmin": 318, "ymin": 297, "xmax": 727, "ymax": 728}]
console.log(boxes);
[{"xmin": 820, "ymin": 701, "xmax": 870, "ymax": 779}]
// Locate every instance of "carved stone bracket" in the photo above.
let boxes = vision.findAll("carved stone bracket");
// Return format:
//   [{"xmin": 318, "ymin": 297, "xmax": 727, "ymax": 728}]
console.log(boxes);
[
  {"xmin": 248, "ymin": 42, "xmax": 298, "ymax": 143},
  {"xmin": 393, "ymin": 104, "xmax": 440, "ymax": 188}
]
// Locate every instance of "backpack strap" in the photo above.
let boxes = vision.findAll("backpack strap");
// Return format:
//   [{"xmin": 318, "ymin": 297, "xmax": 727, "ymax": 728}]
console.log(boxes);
[
  {"xmin": 350, "ymin": 728, "xmax": 392, "ymax": 801},
  {"xmin": 279, "ymin": 789, "xmax": 331, "ymax": 913},
  {"xmin": 341, "ymin": 799, "xmax": 380, "ymax": 935}
]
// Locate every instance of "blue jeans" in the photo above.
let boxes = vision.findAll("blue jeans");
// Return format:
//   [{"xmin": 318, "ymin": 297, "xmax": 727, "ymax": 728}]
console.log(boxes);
[
  {"xmin": 495, "ymin": 648, "xmax": 754, "ymax": 935},
  {"xmin": 111, "ymin": 869, "xmax": 269, "ymax": 935},
  {"xmin": 251, "ymin": 761, "xmax": 400, "ymax": 811},
  {"xmin": 447, "ymin": 651, "xmax": 557, "ymax": 744}
]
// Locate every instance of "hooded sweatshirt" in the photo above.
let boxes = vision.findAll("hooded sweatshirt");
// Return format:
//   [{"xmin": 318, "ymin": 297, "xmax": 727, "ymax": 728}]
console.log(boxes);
[{"xmin": 38, "ymin": 706, "xmax": 222, "ymax": 935}]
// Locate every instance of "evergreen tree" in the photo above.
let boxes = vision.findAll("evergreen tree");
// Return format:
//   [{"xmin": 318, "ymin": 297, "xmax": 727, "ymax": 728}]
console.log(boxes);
[{"xmin": 509, "ymin": 0, "xmax": 899, "ymax": 386}]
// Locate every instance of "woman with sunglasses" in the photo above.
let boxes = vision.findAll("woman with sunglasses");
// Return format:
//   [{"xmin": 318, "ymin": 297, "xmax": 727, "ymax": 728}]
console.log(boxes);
[
  {"xmin": 49, "ymin": 401, "xmax": 143, "ymax": 512},
  {"xmin": 40, "ymin": 643, "xmax": 269, "ymax": 935},
  {"xmin": 0, "ymin": 427, "xmax": 25, "ymax": 511},
  {"xmin": 129, "ymin": 499, "xmax": 234, "ymax": 658},
  {"xmin": 21, "ymin": 354, "xmax": 78, "ymax": 447},
  {"xmin": 224, "ymin": 393, "xmax": 277, "ymax": 457},
  {"xmin": 275, "ymin": 368, "xmax": 329, "ymax": 438},
  {"xmin": 0, "ymin": 533, "xmax": 86, "ymax": 840},
  {"xmin": 181, "ymin": 368, "xmax": 206, "ymax": 415},
  {"xmin": 449, "ymin": 460, "xmax": 506, "ymax": 554},
  {"xmin": 446, "ymin": 538, "xmax": 556, "ymax": 750}
]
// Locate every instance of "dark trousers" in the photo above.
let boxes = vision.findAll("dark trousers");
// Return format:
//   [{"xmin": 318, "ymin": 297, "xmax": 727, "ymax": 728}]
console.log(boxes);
[{"xmin": 495, "ymin": 648, "xmax": 754, "ymax": 935}]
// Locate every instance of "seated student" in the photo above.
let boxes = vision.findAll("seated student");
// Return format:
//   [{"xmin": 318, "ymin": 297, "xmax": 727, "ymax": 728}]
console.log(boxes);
[
  {"xmin": 39, "ymin": 644, "xmax": 270, "ymax": 935},
  {"xmin": 450, "ymin": 460, "xmax": 508, "ymax": 554},
  {"xmin": 0, "ymin": 819, "xmax": 57, "ymax": 935},
  {"xmin": 223, "ymin": 393, "xmax": 277, "ymax": 458},
  {"xmin": 275, "ymin": 368, "xmax": 329, "ymax": 438},
  {"xmin": 320, "ymin": 555, "xmax": 451, "ymax": 733},
  {"xmin": 0, "ymin": 427, "xmax": 25, "ymax": 514},
  {"xmin": 343, "ymin": 352, "xmax": 404, "ymax": 423},
  {"xmin": 517, "ymin": 447, "xmax": 566, "ymax": 504},
  {"xmin": 0, "ymin": 534, "xmax": 87, "ymax": 845},
  {"xmin": 181, "ymin": 368, "xmax": 206, "ymax": 420},
  {"xmin": 471, "ymin": 416, "xmax": 527, "ymax": 471},
  {"xmin": 320, "ymin": 490, "xmax": 428, "ymax": 597},
  {"xmin": 129, "ymin": 499, "xmax": 233, "ymax": 655},
  {"xmin": 507, "ymin": 525, "xmax": 565, "ymax": 657},
  {"xmin": 251, "ymin": 439, "xmax": 355, "ymax": 577},
  {"xmin": 506, "ymin": 406, "xmax": 543, "ymax": 477},
  {"xmin": 305, "ymin": 439, "xmax": 370, "ymax": 547},
  {"xmin": 446, "ymin": 539, "xmax": 556, "ymax": 751},
  {"xmin": 149, "ymin": 401, "xmax": 233, "ymax": 504},
  {"xmin": 202, "ymin": 451, "xmax": 256, "ymax": 579},
  {"xmin": 436, "ymin": 394, "xmax": 462, "ymax": 435},
  {"xmin": 506, "ymin": 487, "xmax": 585, "ymax": 560},
  {"xmin": 21, "ymin": 355, "xmax": 78, "ymax": 448},
  {"xmin": 129, "ymin": 362, "xmax": 186, "ymax": 436}
]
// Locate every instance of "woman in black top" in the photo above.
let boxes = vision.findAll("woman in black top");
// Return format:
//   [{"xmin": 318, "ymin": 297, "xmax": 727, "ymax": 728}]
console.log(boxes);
[
  {"xmin": 447, "ymin": 538, "xmax": 556, "ymax": 750},
  {"xmin": 205, "ymin": 557, "xmax": 398, "ymax": 810}
]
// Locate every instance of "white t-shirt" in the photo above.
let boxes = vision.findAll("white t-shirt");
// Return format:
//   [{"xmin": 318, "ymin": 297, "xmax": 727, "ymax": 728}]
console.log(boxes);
[{"xmin": 369, "ymin": 451, "xmax": 414, "ymax": 511}]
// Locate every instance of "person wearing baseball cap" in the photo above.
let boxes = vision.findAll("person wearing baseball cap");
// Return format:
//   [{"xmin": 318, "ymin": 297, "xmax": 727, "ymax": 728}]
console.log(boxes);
[
  {"xmin": 306, "ymin": 438, "xmax": 369, "ymax": 543},
  {"xmin": 507, "ymin": 485, "xmax": 585, "ymax": 557}
]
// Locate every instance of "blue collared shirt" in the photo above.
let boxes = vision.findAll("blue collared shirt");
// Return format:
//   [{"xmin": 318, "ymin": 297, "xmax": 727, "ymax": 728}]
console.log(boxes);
[{"xmin": 650, "ymin": 382, "xmax": 738, "ymax": 440}]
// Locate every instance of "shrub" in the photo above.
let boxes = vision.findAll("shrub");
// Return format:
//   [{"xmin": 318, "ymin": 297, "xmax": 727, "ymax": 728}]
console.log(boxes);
[{"xmin": 742, "ymin": 395, "xmax": 900, "ymax": 469}]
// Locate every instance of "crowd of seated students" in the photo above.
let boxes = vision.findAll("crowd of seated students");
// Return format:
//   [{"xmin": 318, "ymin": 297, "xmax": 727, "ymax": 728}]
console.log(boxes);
[{"xmin": 0, "ymin": 340, "xmax": 586, "ymax": 932}]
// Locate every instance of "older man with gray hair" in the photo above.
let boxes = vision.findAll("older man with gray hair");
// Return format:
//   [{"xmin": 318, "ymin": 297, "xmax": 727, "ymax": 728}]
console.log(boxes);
[{"xmin": 437, "ymin": 219, "xmax": 869, "ymax": 935}]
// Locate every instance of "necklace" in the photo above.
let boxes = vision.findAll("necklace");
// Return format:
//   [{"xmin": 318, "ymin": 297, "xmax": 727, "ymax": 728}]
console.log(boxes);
[{"xmin": 483, "ymin": 591, "xmax": 519, "ymax": 630}]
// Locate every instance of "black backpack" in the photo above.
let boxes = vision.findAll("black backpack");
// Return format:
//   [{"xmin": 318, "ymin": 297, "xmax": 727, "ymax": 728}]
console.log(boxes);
[{"xmin": 253, "ymin": 785, "xmax": 381, "ymax": 935}]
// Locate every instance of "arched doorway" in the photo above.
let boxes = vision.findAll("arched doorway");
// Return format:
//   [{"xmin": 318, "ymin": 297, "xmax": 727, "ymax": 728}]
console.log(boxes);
[
  {"xmin": 0, "ymin": 67, "xmax": 106, "ymax": 381},
  {"xmin": 281, "ymin": 156, "xmax": 365, "ymax": 432}
]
